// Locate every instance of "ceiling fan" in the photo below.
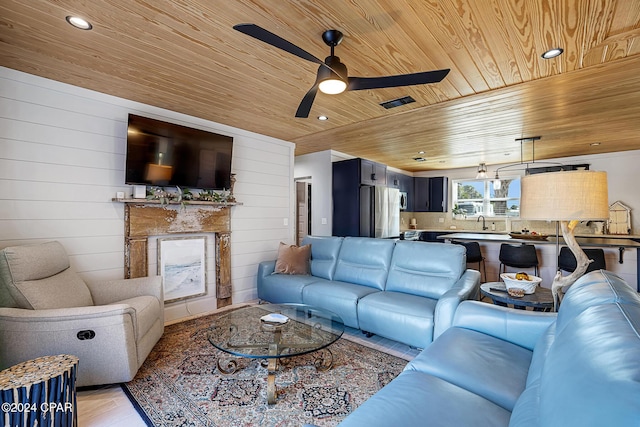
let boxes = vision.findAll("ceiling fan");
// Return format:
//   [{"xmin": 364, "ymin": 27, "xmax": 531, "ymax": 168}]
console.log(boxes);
[{"xmin": 233, "ymin": 24, "xmax": 450, "ymax": 118}]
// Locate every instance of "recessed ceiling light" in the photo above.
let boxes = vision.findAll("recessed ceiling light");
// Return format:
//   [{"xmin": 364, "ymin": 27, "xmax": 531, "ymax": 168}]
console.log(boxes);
[
  {"xmin": 590, "ymin": 142, "xmax": 601, "ymax": 146},
  {"xmin": 317, "ymin": 115, "xmax": 328, "ymax": 121},
  {"xmin": 418, "ymin": 151, "xmax": 425, "ymax": 154},
  {"xmin": 541, "ymin": 48, "xmax": 563, "ymax": 59},
  {"xmin": 413, "ymin": 157, "xmax": 426, "ymax": 162},
  {"xmin": 65, "ymin": 16, "xmax": 93, "ymax": 30}
]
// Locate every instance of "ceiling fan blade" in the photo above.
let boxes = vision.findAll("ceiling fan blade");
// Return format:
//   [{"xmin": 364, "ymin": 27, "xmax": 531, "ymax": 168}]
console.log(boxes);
[
  {"xmin": 347, "ymin": 69, "xmax": 450, "ymax": 91},
  {"xmin": 295, "ymin": 83, "xmax": 319, "ymax": 118},
  {"xmin": 233, "ymin": 24, "xmax": 325, "ymax": 66}
]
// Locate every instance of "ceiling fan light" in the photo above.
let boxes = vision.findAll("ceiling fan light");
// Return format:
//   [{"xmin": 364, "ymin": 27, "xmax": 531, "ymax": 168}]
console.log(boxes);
[{"xmin": 318, "ymin": 78, "xmax": 347, "ymax": 94}]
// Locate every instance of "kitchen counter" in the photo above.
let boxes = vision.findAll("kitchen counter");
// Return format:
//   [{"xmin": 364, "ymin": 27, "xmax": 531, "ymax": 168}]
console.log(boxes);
[
  {"xmin": 402, "ymin": 228, "xmax": 640, "ymax": 239},
  {"xmin": 436, "ymin": 232, "xmax": 640, "ymax": 248},
  {"xmin": 437, "ymin": 232, "xmax": 640, "ymax": 291}
]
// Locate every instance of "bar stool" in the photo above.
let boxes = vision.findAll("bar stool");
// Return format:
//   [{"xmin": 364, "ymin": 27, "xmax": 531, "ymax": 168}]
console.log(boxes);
[
  {"xmin": 558, "ymin": 247, "xmax": 606, "ymax": 273},
  {"xmin": 498, "ymin": 243, "xmax": 539, "ymax": 280},
  {"xmin": 452, "ymin": 241, "xmax": 485, "ymax": 282}
]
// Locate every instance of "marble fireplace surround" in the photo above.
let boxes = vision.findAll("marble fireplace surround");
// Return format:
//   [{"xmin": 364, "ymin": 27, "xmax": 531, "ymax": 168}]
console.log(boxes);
[{"xmin": 120, "ymin": 200, "xmax": 238, "ymax": 308}]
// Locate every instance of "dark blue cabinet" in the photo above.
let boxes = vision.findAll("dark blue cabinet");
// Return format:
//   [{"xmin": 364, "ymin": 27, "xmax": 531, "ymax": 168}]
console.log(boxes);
[{"xmin": 413, "ymin": 176, "xmax": 448, "ymax": 212}]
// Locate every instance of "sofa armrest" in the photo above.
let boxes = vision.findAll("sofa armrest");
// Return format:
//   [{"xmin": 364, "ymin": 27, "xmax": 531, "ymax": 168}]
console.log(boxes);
[
  {"xmin": 452, "ymin": 300, "xmax": 557, "ymax": 350},
  {"xmin": 86, "ymin": 276, "xmax": 163, "ymax": 306},
  {"xmin": 258, "ymin": 260, "xmax": 276, "ymax": 279},
  {"xmin": 0, "ymin": 304, "xmax": 136, "ymax": 324},
  {"xmin": 432, "ymin": 269, "xmax": 481, "ymax": 340}
]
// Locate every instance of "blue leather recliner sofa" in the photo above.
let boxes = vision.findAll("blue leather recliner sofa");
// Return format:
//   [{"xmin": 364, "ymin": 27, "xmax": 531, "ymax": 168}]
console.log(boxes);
[
  {"xmin": 257, "ymin": 236, "xmax": 480, "ymax": 349},
  {"xmin": 337, "ymin": 270, "xmax": 640, "ymax": 427}
]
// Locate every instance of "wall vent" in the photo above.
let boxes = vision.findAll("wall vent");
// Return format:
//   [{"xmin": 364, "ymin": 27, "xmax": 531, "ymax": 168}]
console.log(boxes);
[{"xmin": 380, "ymin": 96, "xmax": 415, "ymax": 109}]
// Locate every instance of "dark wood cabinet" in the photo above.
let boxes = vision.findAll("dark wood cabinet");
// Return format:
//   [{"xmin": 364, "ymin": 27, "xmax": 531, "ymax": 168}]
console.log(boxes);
[
  {"xmin": 360, "ymin": 159, "xmax": 387, "ymax": 186},
  {"xmin": 398, "ymin": 173, "xmax": 414, "ymax": 211},
  {"xmin": 332, "ymin": 159, "xmax": 361, "ymax": 237},
  {"xmin": 413, "ymin": 176, "xmax": 448, "ymax": 212}
]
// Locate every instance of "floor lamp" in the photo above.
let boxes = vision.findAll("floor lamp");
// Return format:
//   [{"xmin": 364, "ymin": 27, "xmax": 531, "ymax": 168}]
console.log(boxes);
[{"xmin": 520, "ymin": 170, "xmax": 609, "ymax": 310}]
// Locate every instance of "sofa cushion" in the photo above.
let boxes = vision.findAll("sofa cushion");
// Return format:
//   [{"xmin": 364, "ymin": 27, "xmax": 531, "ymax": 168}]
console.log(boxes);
[
  {"xmin": 274, "ymin": 242, "xmax": 311, "ymax": 275},
  {"xmin": 357, "ymin": 291, "xmax": 437, "ymax": 349},
  {"xmin": 333, "ymin": 237, "xmax": 395, "ymax": 290},
  {"xmin": 556, "ymin": 270, "xmax": 638, "ymax": 333},
  {"xmin": 302, "ymin": 280, "xmax": 379, "ymax": 328},
  {"xmin": 538, "ymin": 302, "xmax": 640, "ymax": 427},
  {"xmin": 385, "ymin": 241, "xmax": 466, "ymax": 299},
  {"xmin": 301, "ymin": 236, "xmax": 343, "ymax": 280},
  {"xmin": 405, "ymin": 327, "xmax": 533, "ymax": 411},
  {"xmin": 339, "ymin": 370, "xmax": 512, "ymax": 427}
]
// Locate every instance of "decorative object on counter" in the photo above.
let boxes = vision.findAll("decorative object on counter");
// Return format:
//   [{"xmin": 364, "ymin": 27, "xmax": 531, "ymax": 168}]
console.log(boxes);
[
  {"xmin": 520, "ymin": 170, "xmax": 609, "ymax": 310},
  {"xmin": 509, "ymin": 231, "xmax": 549, "ymax": 240},
  {"xmin": 608, "ymin": 201, "xmax": 631, "ymax": 235},
  {"xmin": 501, "ymin": 272, "xmax": 542, "ymax": 294}
]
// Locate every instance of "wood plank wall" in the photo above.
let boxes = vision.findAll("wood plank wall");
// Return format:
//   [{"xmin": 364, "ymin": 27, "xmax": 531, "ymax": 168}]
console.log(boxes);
[{"xmin": 0, "ymin": 67, "xmax": 294, "ymax": 322}]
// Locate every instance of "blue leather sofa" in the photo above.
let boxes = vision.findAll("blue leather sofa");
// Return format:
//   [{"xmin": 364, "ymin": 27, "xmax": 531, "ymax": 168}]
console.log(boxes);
[
  {"xmin": 257, "ymin": 236, "xmax": 480, "ymax": 349},
  {"xmin": 337, "ymin": 270, "xmax": 640, "ymax": 427}
]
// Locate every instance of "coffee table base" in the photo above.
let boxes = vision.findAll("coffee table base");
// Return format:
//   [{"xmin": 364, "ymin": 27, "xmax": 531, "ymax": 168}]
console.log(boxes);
[{"xmin": 217, "ymin": 348, "xmax": 335, "ymax": 404}]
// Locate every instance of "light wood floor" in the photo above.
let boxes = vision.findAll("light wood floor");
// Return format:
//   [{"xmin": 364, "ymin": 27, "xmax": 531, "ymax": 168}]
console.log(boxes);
[{"xmin": 77, "ymin": 310, "xmax": 421, "ymax": 426}]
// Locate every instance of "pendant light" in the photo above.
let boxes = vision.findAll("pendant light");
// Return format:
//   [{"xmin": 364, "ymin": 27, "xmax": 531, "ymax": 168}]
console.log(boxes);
[{"xmin": 476, "ymin": 163, "xmax": 487, "ymax": 179}]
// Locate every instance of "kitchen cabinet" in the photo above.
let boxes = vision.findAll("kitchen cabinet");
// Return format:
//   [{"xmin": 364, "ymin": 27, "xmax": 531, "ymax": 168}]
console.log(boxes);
[
  {"xmin": 332, "ymin": 158, "xmax": 398, "ymax": 237},
  {"xmin": 413, "ymin": 176, "xmax": 448, "ymax": 212},
  {"xmin": 360, "ymin": 159, "xmax": 387, "ymax": 186},
  {"xmin": 387, "ymin": 171, "xmax": 414, "ymax": 210},
  {"xmin": 398, "ymin": 173, "xmax": 414, "ymax": 212}
]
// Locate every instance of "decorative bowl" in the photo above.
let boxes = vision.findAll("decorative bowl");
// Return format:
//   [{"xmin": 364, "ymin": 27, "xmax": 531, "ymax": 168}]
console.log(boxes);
[
  {"xmin": 500, "ymin": 273, "xmax": 542, "ymax": 294},
  {"xmin": 507, "ymin": 287, "xmax": 525, "ymax": 298}
]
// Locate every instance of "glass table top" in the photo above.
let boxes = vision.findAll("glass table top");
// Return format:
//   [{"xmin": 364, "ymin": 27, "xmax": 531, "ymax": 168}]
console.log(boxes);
[{"xmin": 207, "ymin": 304, "xmax": 344, "ymax": 359}]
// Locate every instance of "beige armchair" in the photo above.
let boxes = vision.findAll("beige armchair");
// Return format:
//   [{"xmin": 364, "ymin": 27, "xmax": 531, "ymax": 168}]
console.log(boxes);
[{"xmin": 0, "ymin": 241, "xmax": 164, "ymax": 387}]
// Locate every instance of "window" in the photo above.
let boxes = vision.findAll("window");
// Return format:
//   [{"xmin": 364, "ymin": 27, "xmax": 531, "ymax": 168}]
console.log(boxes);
[{"xmin": 452, "ymin": 177, "xmax": 521, "ymax": 218}]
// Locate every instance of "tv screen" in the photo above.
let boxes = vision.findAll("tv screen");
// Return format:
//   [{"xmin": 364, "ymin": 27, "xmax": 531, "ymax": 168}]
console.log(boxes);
[{"xmin": 125, "ymin": 114, "xmax": 233, "ymax": 190}]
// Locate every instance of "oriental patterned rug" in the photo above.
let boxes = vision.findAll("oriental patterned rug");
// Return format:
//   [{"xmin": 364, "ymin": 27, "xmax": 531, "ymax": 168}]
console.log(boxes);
[{"xmin": 122, "ymin": 308, "xmax": 407, "ymax": 427}]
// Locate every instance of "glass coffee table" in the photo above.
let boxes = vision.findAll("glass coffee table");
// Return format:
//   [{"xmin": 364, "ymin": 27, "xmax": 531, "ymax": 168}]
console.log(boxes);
[{"xmin": 207, "ymin": 303, "xmax": 344, "ymax": 404}]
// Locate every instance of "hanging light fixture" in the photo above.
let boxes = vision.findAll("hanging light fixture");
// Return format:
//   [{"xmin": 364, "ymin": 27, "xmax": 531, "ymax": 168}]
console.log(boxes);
[
  {"xmin": 476, "ymin": 163, "xmax": 488, "ymax": 179},
  {"xmin": 492, "ymin": 136, "xmax": 565, "ymax": 190}
]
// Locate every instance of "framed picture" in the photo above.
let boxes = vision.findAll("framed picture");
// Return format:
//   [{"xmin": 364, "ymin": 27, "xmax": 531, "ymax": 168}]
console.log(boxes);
[{"xmin": 158, "ymin": 236, "xmax": 207, "ymax": 303}]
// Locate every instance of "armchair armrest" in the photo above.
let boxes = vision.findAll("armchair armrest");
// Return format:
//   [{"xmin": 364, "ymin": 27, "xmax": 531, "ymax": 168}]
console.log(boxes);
[
  {"xmin": 432, "ymin": 269, "xmax": 480, "ymax": 340},
  {"xmin": 0, "ymin": 304, "xmax": 136, "ymax": 324},
  {"xmin": 453, "ymin": 300, "xmax": 557, "ymax": 350},
  {"xmin": 86, "ymin": 276, "xmax": 163, "ymax": 305}
]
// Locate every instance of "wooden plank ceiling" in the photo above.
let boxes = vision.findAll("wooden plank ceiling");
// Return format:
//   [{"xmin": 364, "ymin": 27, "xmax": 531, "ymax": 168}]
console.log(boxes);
[{"xmin": 1, "ymin": 0, "xmax": 639, "ymax": 171}]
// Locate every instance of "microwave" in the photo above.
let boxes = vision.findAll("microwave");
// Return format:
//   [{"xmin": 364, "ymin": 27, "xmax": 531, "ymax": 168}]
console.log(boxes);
[{"xmin": 399, "ymin": 192, "xmax": 408, "ymax": 210}]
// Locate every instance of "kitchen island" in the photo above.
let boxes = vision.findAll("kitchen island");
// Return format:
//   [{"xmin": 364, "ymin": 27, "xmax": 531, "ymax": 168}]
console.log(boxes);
[{"xmin": 437, "ymin": 232, "xmax": 640, "ymax": 291}]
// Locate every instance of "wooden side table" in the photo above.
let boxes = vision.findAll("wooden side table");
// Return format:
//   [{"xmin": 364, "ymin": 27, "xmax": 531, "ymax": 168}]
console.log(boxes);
[
  {"xmin": 480, "ymin": 282, "xmax": 554, "ymax": 312},
  {"xmin": 0, "ymin": 354, "xmax": 79, "ymax": 427}
]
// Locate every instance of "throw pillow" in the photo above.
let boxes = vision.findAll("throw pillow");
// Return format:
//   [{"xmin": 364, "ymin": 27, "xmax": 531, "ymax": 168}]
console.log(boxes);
[{"xmin": 274, "ymin": 242, "xmax": 311, "ymax": 275}]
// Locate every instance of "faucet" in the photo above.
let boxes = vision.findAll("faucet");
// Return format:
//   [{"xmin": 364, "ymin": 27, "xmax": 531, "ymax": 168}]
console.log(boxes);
[{"xmin": 477, "ymin": 215, "xmax": 488, "ymax": 230}]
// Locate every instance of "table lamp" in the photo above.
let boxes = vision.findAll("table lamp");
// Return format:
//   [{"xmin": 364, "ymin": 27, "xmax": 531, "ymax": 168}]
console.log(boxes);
[{"xmin": 520, "ymin": 170, "xmax": 609, "ymax": 309}]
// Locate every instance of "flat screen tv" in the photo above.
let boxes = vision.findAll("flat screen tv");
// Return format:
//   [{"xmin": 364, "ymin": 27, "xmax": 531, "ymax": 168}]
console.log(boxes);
[{"xmin": 125, "ymin": 114, "xmax": 233, "ymax": 190}]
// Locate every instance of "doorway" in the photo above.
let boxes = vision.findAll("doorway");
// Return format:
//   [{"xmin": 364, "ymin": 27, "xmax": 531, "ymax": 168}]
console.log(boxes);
[{"xmin": 296, "ymin": 179, "xmax": 311, "ymax": 245}]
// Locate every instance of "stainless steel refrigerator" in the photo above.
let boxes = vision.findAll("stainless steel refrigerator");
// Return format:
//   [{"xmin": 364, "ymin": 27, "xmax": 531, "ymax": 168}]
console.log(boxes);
[{"xmin": 359, "ymin": 186, "xmax": 400, "ymax": 238}]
